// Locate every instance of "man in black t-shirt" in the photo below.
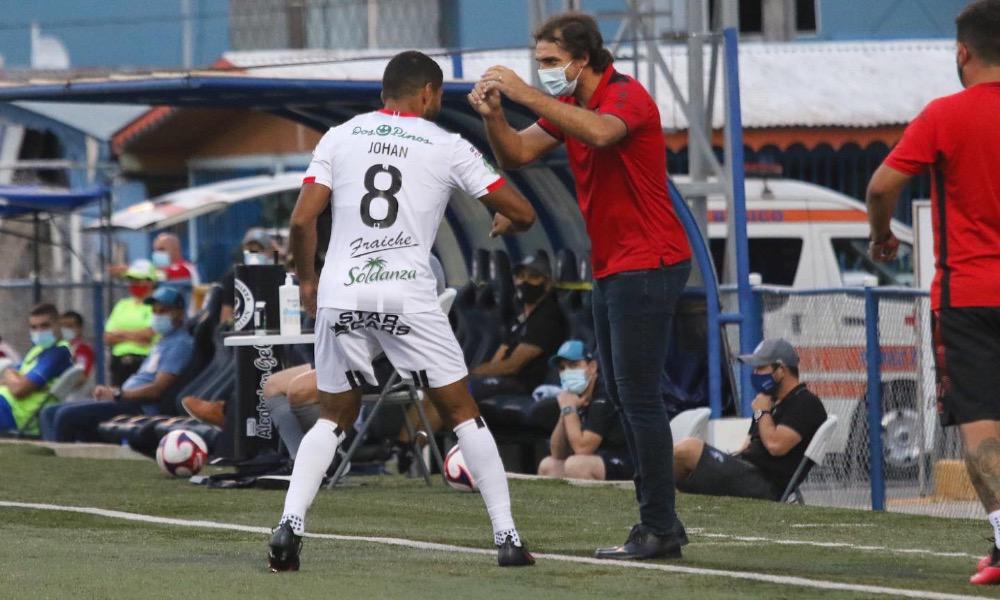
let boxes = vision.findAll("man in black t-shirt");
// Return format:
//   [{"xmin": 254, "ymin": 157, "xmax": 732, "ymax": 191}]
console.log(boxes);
[
  {"xmin": 673, "ymin": 339, "xmax": 827, "ymax": 500},
  {"xmin": 470, "ymin": 254, "xmax": 567, "ymax": 400},
  {"xmin": 537, "ymin": 340, "xmax": 633, "ymax": 481}
]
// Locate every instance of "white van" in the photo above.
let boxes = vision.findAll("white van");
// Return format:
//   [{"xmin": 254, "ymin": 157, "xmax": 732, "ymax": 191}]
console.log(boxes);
[{"xmin": 682, "ymin": 177, "xmax": 925, "ymax": 473}]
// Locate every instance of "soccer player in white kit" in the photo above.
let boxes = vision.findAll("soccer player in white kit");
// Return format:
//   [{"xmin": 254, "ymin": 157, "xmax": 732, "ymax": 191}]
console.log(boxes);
[{"xmin": 268, "ymin": 51, "xmax": 537, "ymax": 571}]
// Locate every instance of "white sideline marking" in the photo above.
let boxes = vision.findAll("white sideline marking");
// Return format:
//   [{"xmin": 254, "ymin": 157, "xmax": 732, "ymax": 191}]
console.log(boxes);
[
  {"xmin": 0, "ymin": 500, "xmax": 985, "ymax": 600},
  {"xmin": 696, "ymin": 532, "xmax": 979, "ymax": 560}
]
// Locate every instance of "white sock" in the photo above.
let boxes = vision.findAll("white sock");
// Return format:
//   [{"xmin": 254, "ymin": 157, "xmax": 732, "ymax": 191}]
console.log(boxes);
[
  {"xmin": 989, "ymin": 509, "xmax": 1000, "ymax": 549},
  {"xmin": 454, "ymin": 417, "xmax": 519, "ymax": 546},
  {"xmin": 280, "ymin": 419, "xmax": 344, "ymax": 534}
]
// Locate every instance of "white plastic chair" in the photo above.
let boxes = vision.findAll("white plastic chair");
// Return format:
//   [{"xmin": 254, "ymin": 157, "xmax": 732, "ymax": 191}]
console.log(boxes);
[
  {"xmin": 670, "ymin": 407, "xmax": 711, "ymax": 442},
  {"xmin": 438, "ymin": 287, "xmax": 457, "ymax": 314},
  {"xmin": 780, "ymin": 415, "xmax": 839, "ymax": 504}
]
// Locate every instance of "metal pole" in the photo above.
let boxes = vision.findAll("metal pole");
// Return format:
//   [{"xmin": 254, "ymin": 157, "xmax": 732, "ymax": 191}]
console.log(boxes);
[
  {"xmin": 865, "ymin": 283, "xmax": 886, "ymax": 511},
  {"xmin": 92, "ymin": 280, "xmax": 106, "ymax": 385},
  {"xmin": 723, "ymin": 27, "xmax": 757, "ymax": 413},
  {"xmin": 181, "ymin": 0, "xmax": 193, "ymax": 69},
  {"xmin": 686, "ymin": 0, "xmax": 708, "ymax": 245},
  {"xmin": 32, "ymin": 211, "xmax": 42, "ymax": 304}
]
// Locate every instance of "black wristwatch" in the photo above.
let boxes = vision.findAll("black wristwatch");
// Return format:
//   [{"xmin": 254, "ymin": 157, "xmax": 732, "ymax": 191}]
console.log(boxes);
[
  {"xmin": 753, "ymin": 409, "xmax": 771, "ymax": 422},
  {"xmin": 113, "ymin": 388, "xmax": 123, "ymax": 402}
]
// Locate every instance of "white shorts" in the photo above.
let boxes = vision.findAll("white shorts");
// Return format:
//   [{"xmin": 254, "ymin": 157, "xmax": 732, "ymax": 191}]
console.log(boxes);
[{"xmin": 314, "ymin": 307, "xmax": 468, "ymax": 394}]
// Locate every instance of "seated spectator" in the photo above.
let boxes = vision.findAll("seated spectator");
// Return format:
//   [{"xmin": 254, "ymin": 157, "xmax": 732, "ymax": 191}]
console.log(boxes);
[
  {"xmin": 469, "ymin": 253, "xmax": 567, "ymax": 399},
  {"xmin": 0, "ymin": 304, "xmax": 73, "ymax": 433},
  {"xmin": 59, "ymin": 310, "xmax": 95, "ymax": 381},
  {"xmin": 105, "ymin": 259, "xmax": 157, "ymax": 386},
  {"xmin": 218, "ymin": 228, "xmax": 278, "ymax": 325},
  {"xmin": 537, "ymin": 340, "xmax": 633, "ymax": 481},
  {"xmin": 673, "ymin": 338, "xmax": 827, "ymax": 501},
  {"xmin": 42, "ymin": 287, "xmax": 194, "ymax": 442}
]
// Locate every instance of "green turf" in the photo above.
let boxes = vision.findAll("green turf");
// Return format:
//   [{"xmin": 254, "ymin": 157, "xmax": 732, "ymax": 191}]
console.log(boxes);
[{"xmin": 0, "ymin": 443, "xmax": 994, "ymax": 599}]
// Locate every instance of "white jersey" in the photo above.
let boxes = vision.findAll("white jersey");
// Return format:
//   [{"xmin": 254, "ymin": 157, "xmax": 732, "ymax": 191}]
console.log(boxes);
[{"xmin": 305, "ymin": 110, "xmax": 504, "ymax": 313}]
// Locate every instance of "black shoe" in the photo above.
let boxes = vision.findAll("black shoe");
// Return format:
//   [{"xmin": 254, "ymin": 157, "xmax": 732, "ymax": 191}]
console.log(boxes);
[
  {"xmin": 497, "ymin": 534, "xmax": 535, "ymax": 567},
  {"xmin": 268, "ymin": 522, "xmax": 302, "ymax": 572},
  {"xmin": 594, "ymin": 524, "xmax": 683, "ymax": 560}
]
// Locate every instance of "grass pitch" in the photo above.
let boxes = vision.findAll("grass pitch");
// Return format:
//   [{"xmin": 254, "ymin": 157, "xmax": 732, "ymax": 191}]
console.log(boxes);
[{"xmin": 0, "ymin": 443, "xmax": 994, "ymax": 599}]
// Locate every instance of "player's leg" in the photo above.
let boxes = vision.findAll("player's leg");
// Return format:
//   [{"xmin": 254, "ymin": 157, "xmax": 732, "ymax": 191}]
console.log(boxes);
[
  {"xmin": 263, "ymin": 365, "xmax": 315, "ymax": 458},
  {"xmin": 672, "ymin": 437, "xmax": 705, "ymax": 482},
  {"xmin": 936, "ymin": 307, "xmax": 1000, "ymax": 584},
  {"xmin": 269, "ymin": 309, "xmax": 374, "ymax": 572},
  {"xmin": 378, "ymin": 310, "xmax": 533, "ymax": 566},
  {"xmin": 563, "ymin": 454, "xmax": 606, "ymax": 480},
  {"xmin": 537, "ymin": 456, "xmax": 566, "ymax": 477}
]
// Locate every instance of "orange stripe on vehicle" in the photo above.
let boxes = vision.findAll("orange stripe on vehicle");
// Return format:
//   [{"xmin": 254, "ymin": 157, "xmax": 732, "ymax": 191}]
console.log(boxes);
[
  {"xmin": 708, "ymin": 209, "xmax": 868, "ymax": 223},
  {"xmin": 796, "ymin": 346, "xmax": 917, "ymax": 373},
  {"xmin": 805, "ymin": 380, "xmax": 867, "ymax": 399}
]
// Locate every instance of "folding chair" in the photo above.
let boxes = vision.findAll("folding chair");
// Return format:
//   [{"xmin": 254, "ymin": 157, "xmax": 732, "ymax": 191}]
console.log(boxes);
[
  {"xmin": 779, "ymin": 415, "xmax": 839, "ymax": 504},
  {"xmin": 14, "ymin": 365, "xmax": 86, "ymax": 437},
  {"xmin": 669, "ymin": 407, "xmax": 711, "ymax": 442},
  {"xmin": 326, "ymin": 289, "xmax": 457, "ymax": 488}
]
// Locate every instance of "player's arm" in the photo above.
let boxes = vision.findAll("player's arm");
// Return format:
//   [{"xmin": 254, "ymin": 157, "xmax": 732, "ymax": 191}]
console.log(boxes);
[
  {"xmin": 865, "ymin": 164, "xmax": 911, "ymax": 259},
  {"xmin": 117, "ymin": 371, "xmax": 178, "ymax": 402},
  {"xmin": 478, "ymin": 67, "xmax": 628, "ymax": 150},
  {"xmin": 479, "ymin": 183, "xmax": 536, "ymax": 236},
  {"xmin": 470, "ymin": 84, "xmax": 560, "ymax": 170},
  {"xmin": 549, "ymin": 417, "xmax": 571, "ymax": 459},
  {"xmin": 755, "ymin": 415, "xmax": 803, "ymax": 458},
  {"xmin": 562, "ymin": 409, "xmax": 603, "ymax": 455},
  {"xmin": 3, "ymin": 370, "xmax": 39, "ymax": 399},
  {"xmin": 471, "ymin": 343, "xmax": 542, "ymax": 377},
  {"xmin": 289, "ymin": 183, "xmax": 332, "ymax": 316}
]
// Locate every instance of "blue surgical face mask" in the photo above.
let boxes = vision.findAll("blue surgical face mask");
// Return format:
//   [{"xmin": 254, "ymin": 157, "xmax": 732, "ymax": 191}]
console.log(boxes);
[
  {"xmin": 151, "ymin": 314, "xmax": 175, "ymax": 335},
  {"xmin": 151, "ymin": 250, "xmax": 170, "ymax": 268},
  {"xmin": 537, "ymin": 60, "xmax": 580, "ymax": 97},
  {"xmin": 30, "ymin": 329, "xmax": 56, "ymax": 348},
  {"xmin": 750, "ymin": 371, "xmax": 778, "ymax": 396},
  {"xmin": 243, "ymin": 251, "xmax": 272, "ymax": 266},
  {"xmin": 60, "ymin": 328, "xmax": 78, "ymax": 342},
  {"xmin": 560, "ymin": 368, "xmax": 589, "ymax": 394}
]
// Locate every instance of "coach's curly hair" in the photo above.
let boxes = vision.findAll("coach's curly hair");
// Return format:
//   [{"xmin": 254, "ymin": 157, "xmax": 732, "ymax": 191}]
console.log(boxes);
[{"xmin": 533, "ymin": 12, "xmax": 614, "ymax": 73}]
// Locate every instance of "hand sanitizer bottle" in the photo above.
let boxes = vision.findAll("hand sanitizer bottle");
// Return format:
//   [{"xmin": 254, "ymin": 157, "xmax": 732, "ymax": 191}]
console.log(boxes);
[{"xmin": 278, "ymin": 273, "xmax": 301, "ymax": 336}]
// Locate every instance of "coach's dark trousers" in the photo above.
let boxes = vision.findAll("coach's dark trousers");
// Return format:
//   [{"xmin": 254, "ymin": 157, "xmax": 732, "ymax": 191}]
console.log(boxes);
[{"xmin": 592, "ymin": 260, "xmax": 690, "ymax": 537}]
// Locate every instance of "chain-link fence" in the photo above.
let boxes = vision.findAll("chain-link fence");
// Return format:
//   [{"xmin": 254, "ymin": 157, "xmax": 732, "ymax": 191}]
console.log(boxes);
[{"xmin": 741, "ymin": 286, "xmax": 977, "ymax": 519}]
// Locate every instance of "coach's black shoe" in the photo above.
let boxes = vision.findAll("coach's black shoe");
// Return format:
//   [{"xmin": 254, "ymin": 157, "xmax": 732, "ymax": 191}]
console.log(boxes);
[
  {"xmin": 594, "ymin": 524, "xmax": 683, "ymax": 560},
  {"xmin": 268, "ymin": 522, "xmax": 302, "ymax": 572},
  {"xmin": 497, "ymin": 534, "xmax": 535, "ymax": 567}
]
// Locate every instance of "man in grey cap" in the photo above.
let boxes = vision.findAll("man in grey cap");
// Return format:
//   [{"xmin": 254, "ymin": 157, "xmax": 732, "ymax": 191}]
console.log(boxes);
[{"xmin": 671, "ymin": 338, "xmax": 827, "ymax": 501}]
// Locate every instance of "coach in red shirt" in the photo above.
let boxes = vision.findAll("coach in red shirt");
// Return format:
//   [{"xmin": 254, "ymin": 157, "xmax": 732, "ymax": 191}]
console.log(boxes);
[
  {"xmin": 866, "ymin": 0, "xmax": 1000, "ymax": 585},
  {"xmin": 470, "ymin": 12, "xmax": 691, "ymax": 560}
]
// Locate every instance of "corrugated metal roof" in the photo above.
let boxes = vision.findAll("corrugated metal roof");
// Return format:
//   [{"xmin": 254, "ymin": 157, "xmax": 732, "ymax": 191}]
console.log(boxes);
[{"xmin": 222, "ymin": 39, "xmax": 961, "ymax": 129}]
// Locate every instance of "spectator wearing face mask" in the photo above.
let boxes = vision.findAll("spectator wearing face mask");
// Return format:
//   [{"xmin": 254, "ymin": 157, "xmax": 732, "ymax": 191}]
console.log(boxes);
[
  {"xmin": 218, "ymin": 228, "xmax": 276, "ymax": 325},
  {"xmin": 58, "ymin": 310, "xmax": 94, "ymax": 380},
  {"xmin": 151, "ymin": 232, "xmax": 200, "ymax": 285},
  {"xmin": 104, "ymin": 259, "xmax": 157, "ymax": 386},
  {"xmin": 673, "ymin": 338, "xmax": 827, "ymax": 501},
  {"xmin": 43, "ymin": 287, "xmax": 194, "ymax": 442},
  {"xmin": 537, "ymin": 340, "xmax": 632, "ymax": 481},
  {"xmin": 0, "ymin": 303, "xmax": 73, "ymax": 434},
  {"xmin": 469, "ymin": 253, "xmax": 567, "ymax": 400}
]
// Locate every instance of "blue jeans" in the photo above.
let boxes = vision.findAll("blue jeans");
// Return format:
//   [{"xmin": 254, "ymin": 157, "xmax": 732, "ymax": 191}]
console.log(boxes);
[
  {"xmin": 592, "ymin": 260, "xmax": 690, "ymax": 536},
  {"xmin": 40, "ymin": 400, "xmax": 151, "ymax": 442}
]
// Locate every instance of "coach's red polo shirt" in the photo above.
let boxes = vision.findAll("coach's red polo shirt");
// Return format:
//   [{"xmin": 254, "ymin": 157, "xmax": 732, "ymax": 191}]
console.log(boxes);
[
  {"xmin": 536, "ymin": 67, "xmax": 690, "ymax": 279},
  {"xmin": 884, "ymin": 81, "xmax": 1000, "ymax": 310}
]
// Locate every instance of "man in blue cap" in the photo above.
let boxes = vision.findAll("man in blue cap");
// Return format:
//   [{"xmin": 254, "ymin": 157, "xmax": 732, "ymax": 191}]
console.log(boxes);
[
  {"xmin": 537, "ymin": 340, "xmax": 632, "ymax": 481},
  {"xmin": 42, "ymin": 286, "xmax": 194, "ymax": 442}
]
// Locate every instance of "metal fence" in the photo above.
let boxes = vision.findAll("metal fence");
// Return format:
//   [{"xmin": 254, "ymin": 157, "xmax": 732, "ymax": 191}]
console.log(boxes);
[{"xmin": 733, "ymin": 285, "xmax": 975, "ymax": 520}]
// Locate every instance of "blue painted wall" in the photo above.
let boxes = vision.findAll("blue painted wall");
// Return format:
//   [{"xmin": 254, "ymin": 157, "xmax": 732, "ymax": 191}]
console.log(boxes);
[
  {"xmin": 814, "ymin": 0, "xmax": 968, "ymax": 41},
  {"xmin": 0, "ymin": 0, "xmax": 228, "ymax": 69}
]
